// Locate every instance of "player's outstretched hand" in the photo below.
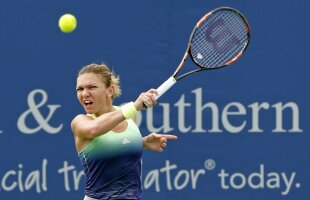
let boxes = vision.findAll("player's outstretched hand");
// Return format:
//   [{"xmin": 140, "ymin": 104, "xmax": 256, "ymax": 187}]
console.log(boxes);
[{"xmin": 143, "ymin": 133, "xmax": 178, "ymax": 152}]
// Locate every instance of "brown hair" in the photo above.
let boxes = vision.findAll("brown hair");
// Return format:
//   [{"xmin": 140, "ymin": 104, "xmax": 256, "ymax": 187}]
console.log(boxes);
[{"xmin": 78, "ymin": 63, "xmax": 121, "ymax": 99}]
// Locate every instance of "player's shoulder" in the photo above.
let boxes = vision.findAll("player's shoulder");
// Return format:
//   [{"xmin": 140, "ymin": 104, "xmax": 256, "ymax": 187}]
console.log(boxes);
[
  {"xmin": 71, "ymin": 114, "xmax": 91, "ymax": 126},
  {"xmin": 113, "ymin": 105, "xmax": 120, "ymax": 110},
  {"xmin": 72, "ymin": 113, "xmax": 87, "ymax": 120}
]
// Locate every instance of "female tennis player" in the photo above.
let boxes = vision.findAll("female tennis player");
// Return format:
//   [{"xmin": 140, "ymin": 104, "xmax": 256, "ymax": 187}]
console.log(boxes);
[{"xmin": 71, "ymin": 63, "xmax": 177, "ymax": 200}]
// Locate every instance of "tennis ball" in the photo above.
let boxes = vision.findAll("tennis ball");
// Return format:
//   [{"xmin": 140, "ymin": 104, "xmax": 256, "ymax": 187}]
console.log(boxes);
[{"xmin": 58, "ymin": 14, "xmax": 77, "ymax": 33}]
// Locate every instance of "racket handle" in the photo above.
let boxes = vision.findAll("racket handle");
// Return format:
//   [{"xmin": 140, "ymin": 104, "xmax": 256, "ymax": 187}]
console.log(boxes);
[
  {"xmin": 143, "ymin": 77, "xmax": 176, "ymax": 108},
  {"xmin": 156, "ymin": 76, "xmax": 177, "ymax": 100}
]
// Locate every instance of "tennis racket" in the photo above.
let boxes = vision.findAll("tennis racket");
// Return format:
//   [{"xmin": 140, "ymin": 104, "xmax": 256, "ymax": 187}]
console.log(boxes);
[{"xmin": 153, "ymin": 7, "xmax": 250, "ymax": 100}]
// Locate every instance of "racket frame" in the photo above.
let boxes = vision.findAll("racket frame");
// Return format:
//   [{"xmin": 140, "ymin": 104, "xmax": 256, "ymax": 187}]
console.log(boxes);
[
  {"xmin": 155, "ymin": 7, "xmax": 250, "ymax": 100},
  {"xmin": 175, "ymin": 7, "xmax": 250, "ymax": 81}
]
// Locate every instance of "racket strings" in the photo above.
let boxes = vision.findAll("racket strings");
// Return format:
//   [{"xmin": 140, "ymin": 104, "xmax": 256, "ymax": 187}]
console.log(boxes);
[
  {"xmin": 201, "ymin": 13, "xmax": 246, "ymax": 66},
  {"xmin": 191, "ymin": 9, "xmax": 249, "ymax": 68},
  {"xmin": 195, "ymin": 12, "xmax": 246, "ymax": 66}
]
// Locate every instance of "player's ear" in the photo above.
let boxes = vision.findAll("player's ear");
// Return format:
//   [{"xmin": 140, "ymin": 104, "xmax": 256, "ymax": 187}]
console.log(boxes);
[{"xmin": 108, "ymin": 85, "xmax": 114, "ymax": 97}]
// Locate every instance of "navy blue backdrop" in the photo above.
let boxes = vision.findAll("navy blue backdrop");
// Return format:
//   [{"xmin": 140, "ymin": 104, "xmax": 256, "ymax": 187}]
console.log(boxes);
[{"xmin": 0, "ymin": 0, "xmax": 309, "ymax": 200}]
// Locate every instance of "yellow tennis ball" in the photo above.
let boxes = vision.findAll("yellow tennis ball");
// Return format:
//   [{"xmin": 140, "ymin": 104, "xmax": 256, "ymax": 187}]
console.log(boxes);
[{"xmin": 58, "ymin": 14, "xmax": 77, "ymax": 33}]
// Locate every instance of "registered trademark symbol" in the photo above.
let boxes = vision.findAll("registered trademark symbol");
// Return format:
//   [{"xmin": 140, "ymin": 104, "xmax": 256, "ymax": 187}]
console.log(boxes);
[{"xmin": 204, "ymin": 159, "xmax": 216, "ymax": 170}]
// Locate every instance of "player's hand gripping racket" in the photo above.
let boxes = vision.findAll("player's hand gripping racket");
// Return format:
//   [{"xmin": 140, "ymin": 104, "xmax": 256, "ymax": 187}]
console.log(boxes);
[{"xmin": 147, "ymin": 7, "xmax": 250, "ymax": 106}]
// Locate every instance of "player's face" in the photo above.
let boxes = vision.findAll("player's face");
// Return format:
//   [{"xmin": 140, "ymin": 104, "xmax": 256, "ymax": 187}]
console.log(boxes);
[{"xmin": 76, "ymin": 73, "xmax": 113, "ymax": 115}]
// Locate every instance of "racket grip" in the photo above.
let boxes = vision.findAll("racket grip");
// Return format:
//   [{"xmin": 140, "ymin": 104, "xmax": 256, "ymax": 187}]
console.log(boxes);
[{"xmin": 156, "ymin": 76, "xmax": 177, "ymax": 100}]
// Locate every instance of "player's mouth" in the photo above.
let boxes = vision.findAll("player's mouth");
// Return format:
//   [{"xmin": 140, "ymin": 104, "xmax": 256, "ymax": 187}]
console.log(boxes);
[{"xmin": 84, "ymin": 100, "xmax": 93, "ymax": 107}]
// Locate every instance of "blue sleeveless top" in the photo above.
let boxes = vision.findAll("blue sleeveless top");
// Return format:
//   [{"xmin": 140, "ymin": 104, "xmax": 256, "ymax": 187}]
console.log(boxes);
[{"xmin": 78, "ymin": 114, "xmax": 143, "ymax": 200}]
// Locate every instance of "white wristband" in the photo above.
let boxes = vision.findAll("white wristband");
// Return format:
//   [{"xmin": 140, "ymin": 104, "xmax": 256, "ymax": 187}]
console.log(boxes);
[{"xmin": 120, "ymin": 102, "xmax": 138, "ymax": 119}]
